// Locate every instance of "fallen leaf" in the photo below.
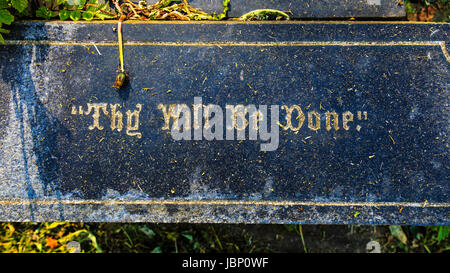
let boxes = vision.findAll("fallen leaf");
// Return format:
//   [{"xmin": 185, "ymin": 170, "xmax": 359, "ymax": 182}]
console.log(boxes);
[
  {"xmin": 418, "ymin": 6, "xmax": 437, "ymax": 22},
  {"xmin": 46, "ymin": 237, "xmax": 58, "ymax": 249}
]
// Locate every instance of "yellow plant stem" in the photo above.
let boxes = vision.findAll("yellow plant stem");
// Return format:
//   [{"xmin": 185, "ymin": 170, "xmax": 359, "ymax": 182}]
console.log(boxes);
[{"xmin": 118, "ymin": 15, "xmax": 126, "ymax": 72}]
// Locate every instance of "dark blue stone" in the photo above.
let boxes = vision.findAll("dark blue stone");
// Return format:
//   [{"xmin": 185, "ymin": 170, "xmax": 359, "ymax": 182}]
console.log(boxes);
[{"xmin": 0, "ymin": 21, "xmax": 448, "ymax": 224}]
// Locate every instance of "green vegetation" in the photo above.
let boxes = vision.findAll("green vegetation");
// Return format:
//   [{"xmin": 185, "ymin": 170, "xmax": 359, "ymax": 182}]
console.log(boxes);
[
  {"xmin": 405, "ymin": 0, "xmax": 449, "ymax": 21},
  {"xmin": 35, "ymin": 0, "xmax": 115, "ymax": 21},
  {"xmin": 238, "ymin": 9, "xmax": 290, "ymax": 21},
  {"xmin": 0, "ymin": 0, "xmax": 448, "ymax": 43},
  {"xmin": 0, "ymin": 223, "xmax": 448, "ymax": 253},
  {"xmin": 0, "ymin": 0, "xmax": 28, "ymax": 42},
  {"xmin": 33, "ymin": 0, "xmax": 230, "ymax": 21}
]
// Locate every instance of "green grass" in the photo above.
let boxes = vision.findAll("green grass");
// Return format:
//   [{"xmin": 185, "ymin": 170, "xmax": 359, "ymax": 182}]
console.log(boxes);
[{"xmin": 0, "ymin": 223, "xmax": 448, "ymax": 253}]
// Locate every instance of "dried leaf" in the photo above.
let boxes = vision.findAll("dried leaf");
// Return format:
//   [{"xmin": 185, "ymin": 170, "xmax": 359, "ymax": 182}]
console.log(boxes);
[
  {"xmin": 418, "ymin": 6, "xmax": 437, "ymax": 22},
  {"xmin": 46, "ymin": 237, "xmax": 58, "ymax": 249}
]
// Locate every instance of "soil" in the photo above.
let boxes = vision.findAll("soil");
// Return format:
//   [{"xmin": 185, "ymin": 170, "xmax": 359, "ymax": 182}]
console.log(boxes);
[{"xmin": 211, "ymin": 224, "xmax": 386, "ymax": 253}]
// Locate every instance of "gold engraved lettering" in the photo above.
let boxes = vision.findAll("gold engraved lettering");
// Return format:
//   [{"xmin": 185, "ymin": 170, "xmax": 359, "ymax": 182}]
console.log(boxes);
[
  {"xmin": 172, "ymin": 104, "xmax": 191, "ymax": 131},
  {"xmin": 236, "ymin": 105, "xmax": 248, "ymax": 131},
  {"xmin": 342, "ymin": 111, "xmax": 354, "ymax": 130},
  {"xmin": 249, "ymin": 110, "xmax": 263, "ymax": 131},
  {"xmin": 325, "ymin": 111, "xmax": 339, "ymax": 131},
  {"xmin": 126, "ymin": 104, "xmax": 142, "ymax": 138},
  {"xmin": 226, "ymin": 105, "xmax": 248, "ymax": 130},
  {"xmin": 158, "ymin": 104, "xmax": 178, "ymax": 130},
  {"xmin": 86, "ymin": 103, "xmax": 108, "ymax": 130},
  {"xmin": 308, "ymin": 110, "xmax": 321, "ymax": 131},
  {"xmin": 281, "ymin": 105, "xmax": 305, "ymax": 131},
  {"xmin": 357, "ymin": 111, "xmax": 368, "ymax": 120},
  {"xmin": 71, "ymin": 105, "xmax": 77, "ymax": 115},
  {"xmin": 110, "ymin": 103, "xmax": 123, "ymax": 132}
]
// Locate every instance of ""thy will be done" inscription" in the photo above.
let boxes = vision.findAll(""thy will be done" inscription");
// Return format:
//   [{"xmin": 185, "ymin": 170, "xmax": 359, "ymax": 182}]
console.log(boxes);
[{"xmin": 71, "ymin": 96, "xmax": 368, "ymax": 151}]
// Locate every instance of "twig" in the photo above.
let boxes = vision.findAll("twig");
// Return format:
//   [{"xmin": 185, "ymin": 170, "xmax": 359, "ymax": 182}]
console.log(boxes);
[
  {"xmin": 91, "ymin": 42, "xmax": 101, "ymax": 55},
  {"xmin": 85, "ymin": 4, "xmax": 117, "ymax": 16},
  {"xmin": 124, "ymin": 0, "xmax": 140, "ymax": 8}
]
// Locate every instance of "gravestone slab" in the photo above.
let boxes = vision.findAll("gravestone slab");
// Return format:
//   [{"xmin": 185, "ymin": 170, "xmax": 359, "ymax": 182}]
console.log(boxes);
[
  {"xmin": 145, "ymin": 0, "xmax": 406, "ymax": 18},
  {"xmin": 0, "ymin": 21, "xmax": 448, "ymax": 224}
]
